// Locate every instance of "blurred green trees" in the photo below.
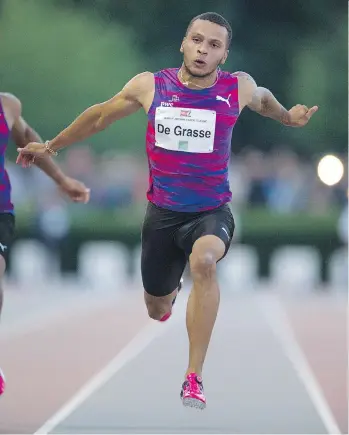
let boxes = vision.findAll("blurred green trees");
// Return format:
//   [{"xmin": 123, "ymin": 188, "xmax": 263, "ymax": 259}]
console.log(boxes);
[
  {"xmin": 1, "ymin": 0, "xmax": 346, "ymax": 157},
  {"xmin": 1, "ymin": 0, "xmax": 148, "ymax": 157}
]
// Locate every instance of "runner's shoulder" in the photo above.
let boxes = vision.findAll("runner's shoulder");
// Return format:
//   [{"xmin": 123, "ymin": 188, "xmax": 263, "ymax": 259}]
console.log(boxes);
[
  {"xmin": 130, "ymin": 71, "xmax": 154, "ymax": 88},
  {"xmin": 0, "ymin": 93, "xmax": 22, "ymax": 117},
  {"xmin": 231, "ymin": 71, "xmax": 257, "ymax": 84},
  {"xmin": 124, "ymin": 71, "xmax": 154, "ymax": 97}
]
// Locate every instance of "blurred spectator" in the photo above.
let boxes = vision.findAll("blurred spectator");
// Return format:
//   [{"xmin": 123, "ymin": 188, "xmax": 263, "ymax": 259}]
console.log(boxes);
[
  {"xmin": 35, "ymin": 191, "xmax": 71, "ymax": 253},
  {"xmin": 6, "ymin": 143, "xmax": 347, "ymax": 221}
]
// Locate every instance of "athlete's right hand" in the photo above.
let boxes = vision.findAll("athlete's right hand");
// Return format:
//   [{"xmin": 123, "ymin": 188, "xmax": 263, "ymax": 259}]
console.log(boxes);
[{"xmin": 16, "ymin": 142, "xmax": 49, "ymax": 167}]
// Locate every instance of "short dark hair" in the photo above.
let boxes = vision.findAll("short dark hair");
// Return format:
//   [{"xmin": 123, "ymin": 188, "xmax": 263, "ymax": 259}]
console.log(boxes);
[{"xmin": 186, "ymin": 12, "xmax": 232, "ymax": 47}]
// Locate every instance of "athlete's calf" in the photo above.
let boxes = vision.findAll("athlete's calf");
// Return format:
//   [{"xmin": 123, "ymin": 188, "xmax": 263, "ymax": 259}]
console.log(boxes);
[{"xmin": 185, "ymin": 235, "xmax": 225, "ymax": 378}]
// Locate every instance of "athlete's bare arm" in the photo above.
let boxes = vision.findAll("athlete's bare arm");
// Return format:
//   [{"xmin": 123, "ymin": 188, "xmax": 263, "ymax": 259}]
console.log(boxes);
[
  {"xmin": 1, "ymin": 93, "xmax": 68, "ymax": 181},
  {"xmin": 235, "ymin": 71, "xmax": 318, "ymax": 127},
  {"xmin": 1, "ymin": 93, "xmax": 90, "ymax": 202},
  {"xmin": 17, "ymin": 72, "xmax": 154, "ymax": 162}
]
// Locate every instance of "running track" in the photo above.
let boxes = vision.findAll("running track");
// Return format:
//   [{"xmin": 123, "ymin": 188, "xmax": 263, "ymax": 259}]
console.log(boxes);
[{"xmin": 0, "ymin": 281, "xmax": 347, "ymax": 434}]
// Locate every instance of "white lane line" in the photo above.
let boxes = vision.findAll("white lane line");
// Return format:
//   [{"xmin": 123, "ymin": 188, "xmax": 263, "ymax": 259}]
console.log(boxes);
[
  {"xmin": 34, "ymin": 295, "xmax": 187, "ymax": 434},
  {"xmin": 258, "ymin": 293, "xmax": 342, "ymax": 435}
]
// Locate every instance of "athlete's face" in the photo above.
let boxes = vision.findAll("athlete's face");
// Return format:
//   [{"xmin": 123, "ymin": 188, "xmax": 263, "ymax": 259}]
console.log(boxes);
[{"xmin": 181, "ymin": 19, "xmax": 229, "ymax": 77}]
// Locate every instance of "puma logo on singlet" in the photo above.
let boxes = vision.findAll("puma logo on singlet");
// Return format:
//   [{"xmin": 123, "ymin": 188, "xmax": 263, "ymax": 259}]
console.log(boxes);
[
  {"xmin": 0, "ymin": 243, "xmax": 7, "ymax": 252},
  {"xmin": 216, "ymin": 94, "xmax": 231, "ymax": 107}
]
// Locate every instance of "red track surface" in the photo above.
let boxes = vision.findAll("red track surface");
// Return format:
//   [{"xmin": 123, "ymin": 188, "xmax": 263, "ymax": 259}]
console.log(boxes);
[{"xmin": 0, "ymin": 289, "xmax": 347, "ymax": 434}]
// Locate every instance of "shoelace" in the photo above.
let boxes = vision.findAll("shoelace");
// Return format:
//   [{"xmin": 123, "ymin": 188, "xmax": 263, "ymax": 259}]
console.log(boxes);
[{"xmin": 182, "ymin": 375, "xmax": 204, "ymax": 394}]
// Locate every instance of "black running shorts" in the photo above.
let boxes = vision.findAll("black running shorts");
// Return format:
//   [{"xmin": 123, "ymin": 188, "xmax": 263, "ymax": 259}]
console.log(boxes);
[
  {"xmin": 141, "ymin": 201, "xmax": 235, "ymax": 297},
  {"xmin": 0, "ymin": 213, "xmax": 15, "ymax": 264}
]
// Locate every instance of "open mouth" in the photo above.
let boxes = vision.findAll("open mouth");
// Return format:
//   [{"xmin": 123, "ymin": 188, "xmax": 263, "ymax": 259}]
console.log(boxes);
[{"xmin": 194, "ymin": 59, "xmax": 206, "ymax": 66}]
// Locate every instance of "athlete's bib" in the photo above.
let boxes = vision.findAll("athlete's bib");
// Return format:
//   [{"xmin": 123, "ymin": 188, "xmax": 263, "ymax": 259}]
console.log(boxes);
[{"xmin": 155, "ymin": 106, "xmax": 216, "ymax": 153}]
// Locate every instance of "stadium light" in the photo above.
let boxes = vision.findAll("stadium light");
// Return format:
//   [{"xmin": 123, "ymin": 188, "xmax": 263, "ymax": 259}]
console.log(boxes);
[{"xmin": 317, "ymin": 154, "xmax": 344, "ymax": 186}]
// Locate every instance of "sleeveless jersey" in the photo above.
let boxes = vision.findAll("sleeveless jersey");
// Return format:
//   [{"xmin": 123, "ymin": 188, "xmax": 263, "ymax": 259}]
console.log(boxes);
[
  {"xmin": 0, "ymin": 99, "xmax": 13, "ymax": 213},
  {"xmin": 145, "ymin": 67, "xmax": 240, "ymax": 212}
]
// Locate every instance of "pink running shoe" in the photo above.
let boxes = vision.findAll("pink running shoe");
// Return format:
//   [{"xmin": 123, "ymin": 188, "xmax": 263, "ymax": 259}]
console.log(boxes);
[
  {"xmin": 180, "ymin": 372, "xmax": 206, "ymax": 409},
  {"xmin": 0, "ymin": 367, "xmax": 6, "ymax": 396}
]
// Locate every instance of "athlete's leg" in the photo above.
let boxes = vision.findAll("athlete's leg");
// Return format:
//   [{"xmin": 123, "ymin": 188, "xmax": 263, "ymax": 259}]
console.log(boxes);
[
  {"xmin": 186, "ymin": 234, "xmax": 224, "ymax": 377},
  {"xmin": 177, "ymin": 205, "xmax": 234, "ymax": 408},
  {"xmin": 144, "ymin": 287, "xmax": 179, "ymax": 321},
  {"xmin": 0, "ymin": 213, "xmax": 15, "ymax": 396},
  {"xmin": 0, "ymin": 257, "xmax": 6, "ymax": 396},
  {"xmin": 141, "ymin": 203, "xmax": 186, "ymax": 320},
  {"xmin": 0, "ymin": 256, "xmax": 6, "ymax": 317}
]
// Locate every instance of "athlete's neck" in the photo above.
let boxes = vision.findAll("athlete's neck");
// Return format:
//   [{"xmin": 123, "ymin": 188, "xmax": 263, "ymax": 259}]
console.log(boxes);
[{"xmin": 178, "ymin": 66, "xmax": 218, "ymax": 90}]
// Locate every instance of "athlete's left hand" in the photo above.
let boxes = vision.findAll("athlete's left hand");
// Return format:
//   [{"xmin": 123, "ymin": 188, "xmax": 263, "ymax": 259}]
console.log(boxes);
[
  {"xmin": 58, "ymin": 176, "xmax": 91, "ymax": 203},
  {"xmin": 286, "ymin": 104, "xmax": 319, "ymax": 127}
]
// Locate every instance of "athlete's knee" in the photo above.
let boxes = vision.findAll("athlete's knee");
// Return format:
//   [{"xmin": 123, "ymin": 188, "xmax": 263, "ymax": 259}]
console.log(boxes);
[
  {"xmin": 146, "ymin": 301, "xmax": 171, "ymax": 320},
  {"xmin": 189, "ymin": 236, "xmax": 224, "ymax": 281},
  {"xmin": 144, "ymin": 291, "xmax": 172, "ymax": 321},
  {"xmin": 190, "ymin": 250, "xmax": 216, "ymax": 281}
]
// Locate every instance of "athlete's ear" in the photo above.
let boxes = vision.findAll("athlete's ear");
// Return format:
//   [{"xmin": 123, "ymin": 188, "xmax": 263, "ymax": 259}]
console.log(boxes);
[
  {"xmin": 180, "ymin": 37, "xmax": 186, "ymax": 53},
  {"xmin": 220, "ymin": 50, "xmax": 229, "ymax": 65}
]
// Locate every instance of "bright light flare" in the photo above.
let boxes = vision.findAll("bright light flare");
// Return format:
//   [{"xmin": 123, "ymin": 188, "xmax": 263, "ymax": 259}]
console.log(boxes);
[{"xmin": 317, "ymin": 155, "xmax": 344, "ymax": 186}]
